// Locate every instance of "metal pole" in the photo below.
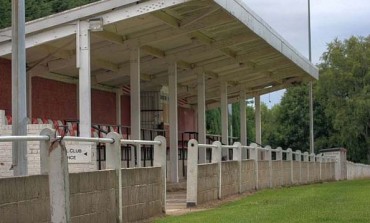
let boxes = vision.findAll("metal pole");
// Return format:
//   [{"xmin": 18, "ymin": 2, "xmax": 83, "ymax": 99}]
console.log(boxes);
[
  {"xmin": 12, "ymin": 0, "xmax": 28, "ymax": 176},
  {"xmin": 308, "ymin": 0, "xmax": 314, "ymax": 154}
]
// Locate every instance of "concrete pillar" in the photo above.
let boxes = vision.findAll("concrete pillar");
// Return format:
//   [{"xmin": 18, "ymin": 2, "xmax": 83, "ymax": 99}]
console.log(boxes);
[
  {"xmin": 40, "ymin": 128, "xmax": 54, "ymax": 174},
  {"xmin": 239, "ymin": 90, "xmax": 247, "ymax": 158},
  {"xmin": 233, "ymin": 142, "xmax": 242, "ymax": 193},
  {"xmin": 212, "ymin": 141, "xmax": 222, "ymax": 199},
  {"xmin": 168, "ymin": 62, "xmax": 178, "ymax": 182},
  {"xmin": 48, "ymin": 139, "xmax": 71, "ymax": 222},
  {"xmin": 153, "ymin": 136, "xmax": 167, "ymax": 212},
  {"xmin": 287, "ymin": 148, "xmax": 293, "ymax": 184},
  {"xmin": 197, "ymin": 71, "xmax": 206, "ymax": 163},
  {"xmin": 11, "ymin": 0, "xmax": 28, "ymax": 176},
  {"xmin": 255, "ymin": 95, "xmax": 261, "ymax": 145},
  {"xmin": 250, "ymin": 143, "xmax": 259, "ymax": 190},
  {"xmin": 276, "ymin": 147, "xmax": 283, "ymax": 160},
  {"xmin": 265, "ymin": 146, "xmax": 272, "ymax": 188},
  {"xmin": 116, "ymin": 89, "xmax": 122, "ymax": 126},
  {"xmin": 130, "ymin": 47, "xmax": 141, "ymax": 167},
  {"xmin": 186, "ymin": 139, "xmax": 198, "ymax": 207},
  {"xmin": 106, "ymin": 132, "xmax": 123, "ymax": 223},
  {"xmin": 303, "ymin": 152, "xmax": 309, "ymax": 182},
  {"xmin": 220, "ymin": 82, "xmax": 228, "ymax": 159},
  {"xmin": 295, "ymin": 150, "xmax": 302, "ymax": 184}
]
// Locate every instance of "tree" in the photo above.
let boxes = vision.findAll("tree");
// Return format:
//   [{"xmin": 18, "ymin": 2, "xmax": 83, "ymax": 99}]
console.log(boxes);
[{"xmin": 317, "ymin": 36, "xmax": 370, "ymax": 163}]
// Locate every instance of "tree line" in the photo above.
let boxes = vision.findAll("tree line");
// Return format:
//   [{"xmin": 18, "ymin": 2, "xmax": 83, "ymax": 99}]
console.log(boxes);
[{"xmin": 207, "ymin": 36, "xmax": 370, "ymax": 163}]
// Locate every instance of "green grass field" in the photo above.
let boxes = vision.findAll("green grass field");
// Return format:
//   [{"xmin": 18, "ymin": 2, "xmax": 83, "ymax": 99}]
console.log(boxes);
[{"xmin": 157, "ymin": 180, "xmax": 370, "ymax": 223}]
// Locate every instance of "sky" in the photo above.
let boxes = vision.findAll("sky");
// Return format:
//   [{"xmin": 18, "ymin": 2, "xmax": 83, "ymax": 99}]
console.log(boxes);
[{"xmin": 243, "ymin": 0, "xmax": 370, "ymax": 107}]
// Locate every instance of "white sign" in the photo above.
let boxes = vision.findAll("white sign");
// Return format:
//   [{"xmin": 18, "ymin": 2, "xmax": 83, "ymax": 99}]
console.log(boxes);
[{"xmin": 66, "ymin": 145, "xmax": 91, "ymax": 163}]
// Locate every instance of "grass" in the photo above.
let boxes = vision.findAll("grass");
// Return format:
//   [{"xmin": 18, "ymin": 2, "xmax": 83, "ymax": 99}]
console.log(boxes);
[{"xmin": 156, "ymin": 180, "xmax": 370, "ymax": 223}]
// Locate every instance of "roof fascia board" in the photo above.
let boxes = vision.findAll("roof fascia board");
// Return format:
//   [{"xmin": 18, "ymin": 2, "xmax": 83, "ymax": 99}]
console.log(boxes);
[
  {"xmin": 0, "ymin": 0, "xmax": 192, "ymax": 57},
  {"xmin": 0, "ymin": 25, "xmax": 76, "ymax": 56},
  {"xmin": 0, "ymin": 0, "xmax": 138, "ymax": 42},
  {"xmin": 213, "ymin": 0, "xmax": 319, "ymax": 80}
]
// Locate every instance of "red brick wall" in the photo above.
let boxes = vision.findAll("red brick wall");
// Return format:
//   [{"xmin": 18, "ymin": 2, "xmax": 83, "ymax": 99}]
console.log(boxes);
[
  {"xmin": 178, "ymin": 107, "xmax": 196, "ymax": 132},
  {"xmin": 91, "ymin": 89, "xmax": 116, "ymax": 125},
  {"xmin": 121, "ymin": 95, "xmax": 130, "ymax": 126},
  {"xmin": 0, "ymin": 58, "xmax": 11, "ymax": 115},
  {"xmin": 32, "ymin": 77, "xmax": 78, "ymax": 120}
]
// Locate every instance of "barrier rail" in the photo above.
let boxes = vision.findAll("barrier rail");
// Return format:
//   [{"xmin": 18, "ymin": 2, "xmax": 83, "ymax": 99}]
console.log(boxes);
[{"xmin": 0, "ymin": 128, "xmax": 167, "ymax": 223}]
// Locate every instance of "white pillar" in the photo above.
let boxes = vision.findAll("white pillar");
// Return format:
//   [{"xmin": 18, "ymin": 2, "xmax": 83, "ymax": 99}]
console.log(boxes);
[
  {"xmin": 240, "ymin": 90, "xmax": 247, "ymax": 159},
  {"xmin": 130, "ymin": 48, "xmax": 141, "ymax": 167},
  {"xmin": 116, "ymin": 89, "xmax": 122, "ymax": 125},
  {"xmin": 220, "ymin": 82, "xmax": 228, "ymax": 160},
  {"xmin": 77, "ymin": 21, "xmax": 91, "ymax": 137},
  {"xmin": 255, "ymin": 95, "xmax": 261, "ymax": 145},
  {"xmin": 197, "ymin": 72, "xmax": 206, "ymax": 163},
  {"xmin": 11, "ymin": 0, "xmax": 28, "ymax": 176},
  {"xmin": 27, "ymin": 73, "xmax": 32, "ymax": 118},
  {"xmin": 169, "ymin": 62, "xmax": 178, "ymax": 182}
]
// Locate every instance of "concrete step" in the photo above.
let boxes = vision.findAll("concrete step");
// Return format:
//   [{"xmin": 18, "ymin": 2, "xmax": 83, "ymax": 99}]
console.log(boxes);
[{"xmin": 166, "ymin": 190, "xmax": 187, "ymax": 211}]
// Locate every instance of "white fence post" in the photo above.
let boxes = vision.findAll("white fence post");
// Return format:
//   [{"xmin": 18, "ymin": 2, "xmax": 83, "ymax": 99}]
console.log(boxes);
[
  {"xmin": 295, "ymin": 150, "xmax": 302, "ymax": 184},
  {"xmin": 154, "ymin": 136, "xmax": 167, "ymax": 213},
  {"xmin": 48, "ymin": 138, "xmax": 71, "ymax": 223},
  {"xmin": 186, "ymin": 139, "xmax": 198, "ymax": 207},
  {"xmin": 303, "ymin": 152, "xmax": 309, "ymax": 182},
  {"xmin": 106, "ymin": 132, "xmax": 123, "ymax": 222},
  {"xmin": 233, "ymin": 142, "xmax": 242, "ymax": 193},
  {"xmin": 40, "ymin": 128, "xmax": 54, "ymax": 174},
  {"xmin": 317, "ymin": 154, "xmax": 322, "ymax": 181},
  {"xmin": 287, "ymin": 148, "xmax": 293, "ymax": 185},
  {"xmin": 212, "ymin": 141, "xmax": 222, "ymax": 199},
  {"xmin": 265, "ymin": 146, "xmax": 272, "ymax": 188},
  {"xmin": 250, "ymin": 143, "xmax": 259, "ymax": 190},
  {"xmin": 276, "ymin": 147, "xmax": 282, "ymax": 186}
]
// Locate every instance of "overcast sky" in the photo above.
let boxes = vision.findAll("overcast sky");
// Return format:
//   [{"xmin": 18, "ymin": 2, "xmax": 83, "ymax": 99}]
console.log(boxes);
[{"xmin": 243, "ymin": 0, "xmax": 370, "ymax": 107}]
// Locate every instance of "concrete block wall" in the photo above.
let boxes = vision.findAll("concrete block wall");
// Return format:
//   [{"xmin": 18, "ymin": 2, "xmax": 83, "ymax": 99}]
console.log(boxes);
[
  {"xmin": 240, "ymin": 160, "xmax": 256, "ymax": 192},
  {"xmin": 0, "ymin": 168, "xmax": 165, "ymax": 223},
  {"xmin": 301, "ymin": 162, "xmax": 309, "ymax": 183},
  {"xmin": 292, "ymin": 162, "xmax": 301, "ymax": 184},
  {"xmin": 282, "ymin": 161, "xmax": 292, "ymax": 185},
  {"xmin": 69, "ymin": 170, "xmax": 117, "ymax": 223},
  {"xmin": 258, "ymin": 161, "xmax": 270, "ymax": 189},
  {"xmin": 121, "ymin": 167, "xmax": 164, "ymax": 222},
  {"xmin": 0, "ymin": 175, "xmax": 50, "ymax": 223},
  {"xmin": 197, "ymin": 163, "xmax": 219, "ymax": 205},
  {"xmin": 272, "ymin": 161, "xmax": 283, "ymax": 187},
  {"xmin": 221, "ymin": 161, "xmax": 239, "ymax": 198},
  {"xmin": 347, "ymin": 161, "xmax": 370, "ymax": 180}
]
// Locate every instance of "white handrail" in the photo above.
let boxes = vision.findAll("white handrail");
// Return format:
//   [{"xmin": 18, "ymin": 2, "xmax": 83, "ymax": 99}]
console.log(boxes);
[
  {"xmin": 58, "ymin": 136, "xmax": 114, "ymax": 144},
  {"xmin": 121, "ymin": 139, "xmax": 161, "ymax": 146},
  {"xmin": 0, "ymin": 135, "xmax": 49, "ymax": 142}
]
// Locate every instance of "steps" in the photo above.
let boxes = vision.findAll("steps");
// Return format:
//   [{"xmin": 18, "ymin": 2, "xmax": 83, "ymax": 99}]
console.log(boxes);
[{"xmin": 166, "ymin": 190, "xmax": 187, "ymax": 213}]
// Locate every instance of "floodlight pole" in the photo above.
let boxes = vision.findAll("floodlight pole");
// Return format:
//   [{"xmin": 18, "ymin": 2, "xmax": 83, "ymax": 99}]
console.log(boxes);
[
  {"xmin": 11, "ymin": 0, "xmax": 28, "ymax": 176},
  {"xmin": 308, "ymin": 0, "xmax": 314, "ymax": 154}
]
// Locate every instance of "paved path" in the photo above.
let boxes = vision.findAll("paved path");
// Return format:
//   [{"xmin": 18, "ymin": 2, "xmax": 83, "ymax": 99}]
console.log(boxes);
[{"xmin": 166, "ymin": 190, "xmax": 187, "ymax": 214}]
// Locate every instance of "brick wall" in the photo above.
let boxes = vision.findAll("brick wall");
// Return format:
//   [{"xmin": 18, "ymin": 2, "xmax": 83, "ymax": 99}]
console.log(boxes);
[
  {"xmin": 32, "ymin": 77, "xmax": 78, "ymax": 121},
  {"xmin": 92, "ymin": 89, "xmax": 116, "ymax": 125},
  {"xmin": 0, "ymin": 58, "xmax": 11, "ymax": 115},
  {"xmin": 178, "ymin": 107, "xmax": 196, "ymax": 132},
  {"xmin": 0, "ymin": 123, "xmax": 52, "ymax": 177},
  {"xmin": 121, "ymin": 95, "xmax": 130, "ymax": 126}
]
